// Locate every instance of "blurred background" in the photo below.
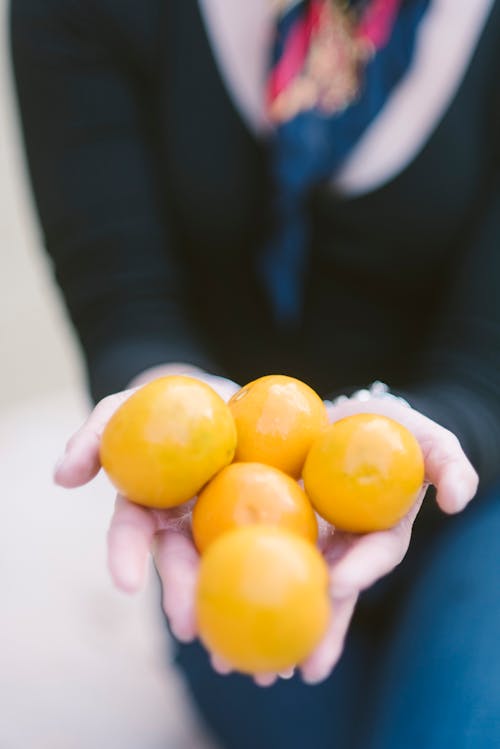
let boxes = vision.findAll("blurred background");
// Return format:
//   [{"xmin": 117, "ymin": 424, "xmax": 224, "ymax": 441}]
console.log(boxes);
[{"xmin": 0, "ymin": 3, "xmax": 215, "ymax": 746}]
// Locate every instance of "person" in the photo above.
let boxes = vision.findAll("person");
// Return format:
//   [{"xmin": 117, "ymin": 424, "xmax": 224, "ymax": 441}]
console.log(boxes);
[{"xmin": 10, "ymin": 0, "xmax": 500, "ymax": 746}]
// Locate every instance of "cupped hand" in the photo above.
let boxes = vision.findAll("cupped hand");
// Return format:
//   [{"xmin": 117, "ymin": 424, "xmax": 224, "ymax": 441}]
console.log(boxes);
[
  {"xmin": 55, "ymin": 376, "xmax": 478, "ymax": 687},
  {"xmin": 54, "ymin": 367, "xmax": 239, "ymax": 647},
  {"xmin": 297, "ymin": 397, "xmax": 479, "ymax": 685}
]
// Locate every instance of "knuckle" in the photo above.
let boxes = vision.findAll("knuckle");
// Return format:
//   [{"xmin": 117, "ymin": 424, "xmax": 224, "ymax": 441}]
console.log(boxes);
[
  {"xmin": 436, "ymin": 428, "xmax": 460, "ymax": 454},
  {"xmin": 445, "ymin": 432, "xmax": 461, "ymax": 452},
  {"xmin": 95, "ymin": 393, "xmax": 116, "ymax": 416}
]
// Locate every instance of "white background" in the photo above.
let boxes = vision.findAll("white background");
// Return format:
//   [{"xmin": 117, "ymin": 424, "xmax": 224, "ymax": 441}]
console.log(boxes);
[{"xmin": 0, "ymin": 3, "xmax": 216, "ymax": 746}]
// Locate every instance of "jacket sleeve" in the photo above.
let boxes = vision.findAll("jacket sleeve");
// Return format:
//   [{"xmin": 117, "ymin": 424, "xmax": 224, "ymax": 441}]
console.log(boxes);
[
  {"xmin": 11, "ymin": 0, "xmax": 216, "ymax": 402},
  {"xmin": 400, "ymin": 175, "xmax": 500, "ymax": 487}
]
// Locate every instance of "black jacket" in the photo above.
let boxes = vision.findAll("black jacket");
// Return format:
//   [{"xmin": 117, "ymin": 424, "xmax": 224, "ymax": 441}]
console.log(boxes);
[{"xmin": 10, "ymin": 0, "xmax": 500, "ymax": 484}]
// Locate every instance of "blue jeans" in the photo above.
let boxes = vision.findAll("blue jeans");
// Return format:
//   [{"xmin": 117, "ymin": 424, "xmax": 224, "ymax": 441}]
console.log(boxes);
[{"xmin": 174, "ymin": 487, "xmax": 500, "ymax": 749}]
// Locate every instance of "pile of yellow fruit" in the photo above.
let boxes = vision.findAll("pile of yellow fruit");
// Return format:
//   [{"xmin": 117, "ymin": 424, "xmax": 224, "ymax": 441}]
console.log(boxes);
[{"xmin": 100, "ymin": 374, "xmax": 424, "ymax": 674}]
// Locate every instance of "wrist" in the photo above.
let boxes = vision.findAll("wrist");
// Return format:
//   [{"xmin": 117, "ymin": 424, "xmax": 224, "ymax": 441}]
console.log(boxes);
[
  {"xmin": 327, "ymin": 381, "xmax": 411, "ymax": 410},
  {"xmin": 324, "ymin": 382, "xmax": 413, "ymax": 426}
]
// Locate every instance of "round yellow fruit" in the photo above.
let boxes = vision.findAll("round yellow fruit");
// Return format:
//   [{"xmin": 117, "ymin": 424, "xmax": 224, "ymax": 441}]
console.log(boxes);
[
  {"xmin": 196, "ymin": 525, "xmax": 330, "ymax": 674},
  {"xmin": 228, "ymin": 375, "xmax": 328, "ymax": 478},
  {"xmin": 100, "ymin": 376, "xmax": 237, "ymax": 508},
  {"xmin": 192, "ymin": 462, "xmax": 318, "ymax": 553},
  {"xmin": 303, "ymin": 413, "xmax": 424, "ymax": 532}
]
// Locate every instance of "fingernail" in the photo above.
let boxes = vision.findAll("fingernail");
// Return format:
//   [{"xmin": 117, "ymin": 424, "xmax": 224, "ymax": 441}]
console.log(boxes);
[
  {"xmin": 453, "ymin": 485, "xmax": 472, "ymax": 512},
  {"xmin": 301, "ymin": 671, "xmax": 323, "ymax": 685},
  {"xmin": 301, "ymin": 667, "xmax": 333, "ymax": 685},
  {"xmin": 254, "ymin": 674, "xmax": 276, "ymax": 688},
  {"xmin": 211, "ymin": 656, "xmax": 232, "ymax": 675},
  {"xmin": 53, "ymin": 454, "xmax": 67, "ymax": 481},
  {"xmin": 113, "ymin": 553, "xmax": 143, "ymax": 593},
  {"xmin": 116, "ymin": 570, "xmax": 141, "ymax": 593},
  {"xmin": 444, "ymin": 474, "xmax": 472, "ymax": 513},
  {"xmin": 171, "ymin": 626, "xmax": 195, "ymax": 644}
]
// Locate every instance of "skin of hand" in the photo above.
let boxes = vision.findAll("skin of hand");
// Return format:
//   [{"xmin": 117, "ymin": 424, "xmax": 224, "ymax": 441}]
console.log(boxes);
[{"xmin": 54, "ymin": 366, "xmax": 478, "ymax": 687}]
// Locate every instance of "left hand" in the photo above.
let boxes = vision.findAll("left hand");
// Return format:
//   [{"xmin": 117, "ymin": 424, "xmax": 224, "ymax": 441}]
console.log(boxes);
[
  {"xmin": 297, "ymin": 396, "xmax": 478, "ymax": 685},
  {"xmin": 55, "ymin": 384, "xmax": 478, "ymax": 687}
]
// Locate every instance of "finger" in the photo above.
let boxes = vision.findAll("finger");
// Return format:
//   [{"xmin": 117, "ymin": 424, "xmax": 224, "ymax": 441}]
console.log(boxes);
[
  {"xmin": 420, "ymin": 428, "xmax": 478, "ymax": 513},
  {"xmin": 210, "ymin": 654, "xmax": 233, "ymax": 676},
  {"xmin": 328, "ymin": 491, "xmax": 424, "ymax": 598},
  {"xmin": 54, "ymin": 389, "xmax": 136, "ymax": 488},
  {"xmin": 279, "ymin": 667, "xmax": 295, "ymax": 680},
  {"xmin": 107, "ymin": 495, "xmax": 158, "ymax": 593},
  {"xmin": 154, "ymin": 530, "xmax": 200, "ymax": 643},
  {"xmin": 300, "ymin": 594, "xmax": 357, "ymax": 684},
  {"xmin": 253, "ymin": 673, "xmax": 278, "ymax": 688}
]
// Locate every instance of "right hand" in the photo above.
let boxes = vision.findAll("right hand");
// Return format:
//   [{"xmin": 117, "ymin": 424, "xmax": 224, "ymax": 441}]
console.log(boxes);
[
  {"xmin": 54, "ymin": 367, "xmax": 239, "ymax": 649},
  {"xmin": 54, "ymin": 371, "xmax": 309, "ymax": 684}
]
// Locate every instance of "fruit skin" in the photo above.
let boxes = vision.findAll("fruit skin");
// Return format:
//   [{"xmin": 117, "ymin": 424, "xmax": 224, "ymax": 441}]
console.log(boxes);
[
  {"xmin": 303, "ymin": 413, "xmax": 425, "ymax": 533},
  {"xmin": 192, "ymin": 462, "xmax": 318, "ymax": 553},
  {"xmin": 100, "ymin": 376, "xmax": 237, "ymax": 509},
  {"xmin": 228, "ymin": 375, "xmax": 329, "ymax": 478},
  {"xmin": 196, "ymin": 526, "xmax": 330, "ymax": 674}
]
